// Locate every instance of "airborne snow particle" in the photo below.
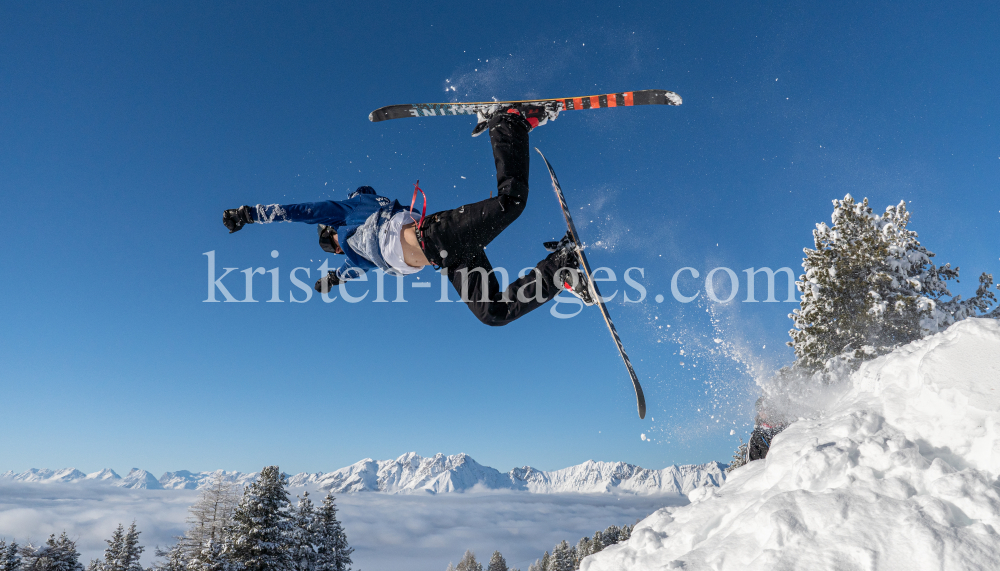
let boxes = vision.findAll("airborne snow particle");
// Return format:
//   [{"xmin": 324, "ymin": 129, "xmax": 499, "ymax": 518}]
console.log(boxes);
[{"xmin": 640, "ymin": 433, "xmax": 646, "ymax": 441}]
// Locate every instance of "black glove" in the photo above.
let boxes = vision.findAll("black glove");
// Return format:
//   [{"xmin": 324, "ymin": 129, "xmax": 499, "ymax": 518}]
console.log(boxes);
[
  {"xmin": 223, "ymin": 205, "xmax": 255, "ymax": 233},
  {"xmin": 314, "ymin": 270, "xmax": 343, "ymax": 293}
]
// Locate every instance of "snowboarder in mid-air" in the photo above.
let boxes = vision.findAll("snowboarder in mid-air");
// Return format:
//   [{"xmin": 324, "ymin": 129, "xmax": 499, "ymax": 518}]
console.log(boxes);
[{"xmin": 223, "ymin": 106, "xmax": 593, "ymax": 326}]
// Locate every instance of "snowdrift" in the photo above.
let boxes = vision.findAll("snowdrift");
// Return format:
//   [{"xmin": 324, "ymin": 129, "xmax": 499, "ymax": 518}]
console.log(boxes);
[{"xmin": 584, "ymin": 318, "xmax": 1000, "ymax": 571}]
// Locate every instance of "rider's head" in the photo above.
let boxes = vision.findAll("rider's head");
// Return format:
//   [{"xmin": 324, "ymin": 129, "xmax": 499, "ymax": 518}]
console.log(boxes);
[{"xmin": 318, "ymin": 225, "xmax": 344, "ymax": 255}]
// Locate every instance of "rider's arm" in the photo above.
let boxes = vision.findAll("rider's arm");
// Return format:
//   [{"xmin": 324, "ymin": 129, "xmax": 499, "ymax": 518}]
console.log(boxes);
[
  {"xmin": 334, "ymin": 260, "xmax": 367, "ymax": 281},
  {"xmin": 252, "ymin": 200, "xmax": 351, "ymax": 226}
]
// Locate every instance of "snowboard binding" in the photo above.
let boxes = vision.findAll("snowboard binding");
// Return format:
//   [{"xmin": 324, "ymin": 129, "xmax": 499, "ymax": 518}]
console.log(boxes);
[
  {"xmin": 471, "ymin": 103, "xmax": 560, "ymax": 137},
  {"xmin": 547, "ymin": 232, "xmax": 597, "ymax": 306}
]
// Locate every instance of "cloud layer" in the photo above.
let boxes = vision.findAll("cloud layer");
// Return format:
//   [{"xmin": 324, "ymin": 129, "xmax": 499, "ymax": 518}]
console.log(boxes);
[{"xmin": 0, "ymin": 481, "xmax": 683, "ymax": 570}]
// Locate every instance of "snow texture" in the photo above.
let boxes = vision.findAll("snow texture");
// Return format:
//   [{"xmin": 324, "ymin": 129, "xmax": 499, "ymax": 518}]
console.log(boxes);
[
  {"xmin": 5, "ymin": 456, "xmax": 725, "ymax": 496},
  {"xmin": 583, "ymin": 318, "xmax": 1000, "ymax": 571}
]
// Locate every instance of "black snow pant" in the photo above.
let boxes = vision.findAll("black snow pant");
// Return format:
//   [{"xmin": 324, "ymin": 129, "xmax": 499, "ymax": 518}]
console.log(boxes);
[{"xmin": 417, "ymin": 113, "xmax": 563, "ymax": 326}]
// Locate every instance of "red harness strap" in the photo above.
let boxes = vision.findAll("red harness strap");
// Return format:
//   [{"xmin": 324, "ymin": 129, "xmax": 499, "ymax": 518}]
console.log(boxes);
[{"xmin": 409, "ymin": 180, "xmax": 428, "ymax": 249}]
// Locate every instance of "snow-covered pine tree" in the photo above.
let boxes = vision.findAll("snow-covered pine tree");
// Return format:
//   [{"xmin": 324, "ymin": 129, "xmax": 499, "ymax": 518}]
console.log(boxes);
[
  {"xmin": 289, "ymin": 492, "xmax": 318, "ymax": 571},
  {"xmin": 446, "ymin": 564, "xmax": 455, "ymax": 571},
  {"xmin": 190, "ymin": 541, "xmax": 231, "ymax": 571},
  {"xmin": 88, "ymin": 522, "xmax": 143, "ymax": 571},
  {"xmin": 455, "ymin": 550, "xmax": 482, "ymax": 571},
  {"xmin": 547, "ymin": 541, "xmax": 573, "ymax": 571},
  {"xmin": 314, "ymin": 493, "xmax": 353, "ymax": 571},
  {"xmin": 725, "ymin": 438, "xmax": 748, "ymax": 474},
  {"xmin": 92, "ymin": 524, "xmax": 125, "ymax": 571},
  {"xmin": 589, "ymin": 533, "xmax": 603, "ymax": 555},
  {"xmin": 486, "ymin": 551, "xmax": 507, "ymax": 571},
  {"xmin": 539, "ymin": 551, "xmax": 550, "ymax": 571},
  {"xmin": 601, "ymin": 526, "xmax": 622, "ymax": 546},
  {"xmin": 149, "ymin": 543, "xmax": 186, "ymax": 571},
  {"xmin": 55, "ymin": 532, "xmax": 85, "ymax": 571},
  {"xmin": 227, "ymin": 465, "xmax": 294, "ymax": 571},
  {"xmin": 574, "ymin": 537, "xmax": 590, "ymax": 566},
  {"xmin": 619, "ymin": 525, "xmax": 632, "ymax": 542},
  {"xmin": 21, "ymin": 533, "xmax": 84, "ymax": 571},
  {"xmin": 789, "ymin": 195, "xmax": 997, "ymax": 371},
  {"xmin": 120, "ymin": 522, "xmax": 144, "ymax": 571},
  {"xmin": 526, "ymin": 560, "xmax": 540, "ymax": 571},
  {"xmin": 0, "ymin": 539, "xmax": 21, "ymax": 571}
]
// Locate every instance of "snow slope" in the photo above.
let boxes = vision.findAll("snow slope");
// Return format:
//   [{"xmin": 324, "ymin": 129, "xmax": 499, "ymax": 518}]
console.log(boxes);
[
  {"xmin": 583, "ymin": 318, "xmax": 1000, "ymax": 571},
  {"xmin": 3, "ymin": 454, "xmax": 725, "ymax": 496}
]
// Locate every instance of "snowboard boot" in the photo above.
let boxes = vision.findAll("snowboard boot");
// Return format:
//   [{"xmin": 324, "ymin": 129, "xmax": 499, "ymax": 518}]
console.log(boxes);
[{"xmin": 547, "ymin": 232, "xmax": 596, "ymax": 306}]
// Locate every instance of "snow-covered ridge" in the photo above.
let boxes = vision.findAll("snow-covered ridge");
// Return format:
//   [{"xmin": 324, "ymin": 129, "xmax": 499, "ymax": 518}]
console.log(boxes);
[
  {"xmin": 2, "ymin": 453, "xmax": 725, "ymax": 496},
  {"xmin": 584, "ymin": 318, "xmax": 1000, "ymax": 571}
]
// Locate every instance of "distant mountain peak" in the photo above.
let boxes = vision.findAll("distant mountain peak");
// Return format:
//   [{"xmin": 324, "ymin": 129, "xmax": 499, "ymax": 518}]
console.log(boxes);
[
  {"xmin": 117, "ymin": 468, "xmax": 163, "ymax": 490},
  {"xmin": 87, "ymin": 469, "xmax": 121, "ymax": 481}
]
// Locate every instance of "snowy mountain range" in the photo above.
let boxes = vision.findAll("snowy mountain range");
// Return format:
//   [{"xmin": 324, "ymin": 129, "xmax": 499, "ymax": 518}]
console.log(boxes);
[{"xmin": 1, "ymin": 453, "xmax": 725, "ymax": 496}]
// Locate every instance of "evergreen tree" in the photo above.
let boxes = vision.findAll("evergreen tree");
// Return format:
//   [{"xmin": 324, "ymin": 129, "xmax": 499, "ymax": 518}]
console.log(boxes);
[
  {"xmin": 547, "ymin": 541, "xmax": 572, "ymax": 571},
  {"xmin": 97, "ymin": 524, "xmax": 124, "ymax": 571},
  {"xmin": 21, "ymin": 533, "xmax": 84, "ymax": 571},
  {"xmin": 526, "ymin": 560, "xmax": 540, "ymax": 571},
  {"xmin": 455, "ymin": 550, "xmax": 481, "ymax": 571},
  {"xmin": 88, "ymin": 522, "xmax": 143, "ymax": 571},
  {"xmin": 226, "ymin": 466, "xmax": 294, "ymax": 571},
  {"xmin": 445, "ymin": 563, "xmax": 455, "ymax": 571},
  {"xmin": 289, "ymin": 493, "xmax": 318, "ymax": 571},
  {"xmin": 486, "ymin": 551, "xmax": 507, "ymax": 571},
  {"xmin": 120, "ymin": 522, "xmax": 144, "ymax": 571},
  {"xmin": 790, "ymin": 195, "xmax": 996, "ymax": 371},
  {"xmin": 573, "ymin": 538, "xmax": 590, "ymax": 569},
  {"xmin": 619, "ymin": 525, "xmax": 632, "ymax": 543},
  {"xmin": 314, "ymin": 493, "xmax": 352, "ymax": 571},
  {"xmin": 0, "ymin": 539, "xmax": 22, "ymax": 571},
  {"xmin": 188, "ymin": 541, "xmax": 230, "ymax": 571},
  {"xmin": 538, "ymin": 552, "xmax": 549, "ymax": 571},
  {"xmin": 148, "ymin": 543, "xmax": 185, "ymax": 571},
  {"xmin": 589, "ymin": 533, "xmax": 603, "ymax": 555},
  {"xmin": 725, "ymin": 438, "xmax": 748, "ymax": 474}
]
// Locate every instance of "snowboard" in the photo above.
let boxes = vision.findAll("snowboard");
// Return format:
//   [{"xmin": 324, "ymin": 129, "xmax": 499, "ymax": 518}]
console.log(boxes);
[
  {"xmin": 536, "ymin": 148, "xmax": 647, "ymax": 420},
  {"xmin": 368, "ymin": 89, "xmax": 682, "ymax": 123}
]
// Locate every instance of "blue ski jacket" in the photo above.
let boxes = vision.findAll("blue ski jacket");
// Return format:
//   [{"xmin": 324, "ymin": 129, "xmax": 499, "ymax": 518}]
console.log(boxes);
[{"xmin": 252, "ymin": 186, "xmax": 412, "ymax": 280}]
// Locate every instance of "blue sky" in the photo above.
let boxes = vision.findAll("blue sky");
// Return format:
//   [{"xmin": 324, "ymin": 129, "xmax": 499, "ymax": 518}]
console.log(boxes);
[{"xmin": 1, "ymin": 1, "xmax": 997, "ymax": 476}]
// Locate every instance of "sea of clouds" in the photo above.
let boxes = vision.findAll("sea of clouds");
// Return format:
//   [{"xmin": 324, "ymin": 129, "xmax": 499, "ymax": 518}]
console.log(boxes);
[{"xmin": 0, "ymin": 480, "xmax": 683, "ymax": 571}]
